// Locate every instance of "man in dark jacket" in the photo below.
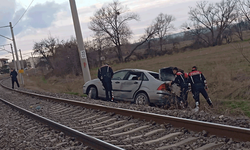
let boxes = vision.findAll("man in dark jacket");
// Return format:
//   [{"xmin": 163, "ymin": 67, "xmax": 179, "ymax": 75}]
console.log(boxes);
[
  {"xmin": 98, "ymin": 64, "xmax": 114, "ymax": 101},
  {"xmin": 10, "ymin": 69, "xmax": 20, "ymax": 89},
  {"xmin": 169, "ymin": 67, "xmax": 189, "ymax": 108},
  {"xmin": 188, "ymin": 66, "xmax": 213, "ymax": 111}
]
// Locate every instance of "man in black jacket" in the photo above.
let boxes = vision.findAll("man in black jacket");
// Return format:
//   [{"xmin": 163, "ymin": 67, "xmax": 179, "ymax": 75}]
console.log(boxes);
[
  {"xmin": 169, "ymin": 67, "xmax": 189, "ymax": 108},
  {"xmin": 98, "ymin": 64, "xmax": 114, "ymax": 101},
  {"xmin": 10, "ymin": 69, "xmax": 20, "ymax": 89},
  {"xmin": 188, "ymin": 66, "xmax": 213, "ymax": 111}
]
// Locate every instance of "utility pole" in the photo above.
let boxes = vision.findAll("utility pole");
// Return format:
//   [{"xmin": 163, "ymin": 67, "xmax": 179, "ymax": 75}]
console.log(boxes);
[
  {"xmin": 31, "ymin": 52, "xmax": 35, "ymax": 68},
  {"xmin": 19, "ymin": 49, "xmax": 24, "ymax": 69},
  {"xmin": 10, "ymin": 22, "xmax": 24, "ymax": 85},
  {"xmin": 10, "ymin": 44, "xmax": 17, "ymax": 71},
  {"xmin": 69, "ymin": 0, "xmax": 91, "ymax": 83}
]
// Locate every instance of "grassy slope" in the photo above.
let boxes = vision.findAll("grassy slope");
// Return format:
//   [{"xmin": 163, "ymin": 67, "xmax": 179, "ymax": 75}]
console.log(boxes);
[{"xmin": 24, "ymin": 40, "xmax": 250, "ymax": 117}]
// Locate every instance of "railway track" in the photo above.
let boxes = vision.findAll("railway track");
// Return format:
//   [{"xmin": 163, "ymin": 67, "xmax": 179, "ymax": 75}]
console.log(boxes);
[
  {"xmin": 0, "ymin": 99, "xmax": 99, "ymax": 149},
  {"xmin": 1, "ymin": 78, "xmax": 250, "ymax": 149}
]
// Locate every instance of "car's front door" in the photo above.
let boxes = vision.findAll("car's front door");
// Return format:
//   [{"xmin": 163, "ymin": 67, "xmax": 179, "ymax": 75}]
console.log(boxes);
[
  {"xmin": 111, "ymin": 70, "xmax": 129, "ymax": 99},
  {"xmin": 118, "ymin": 71, "xmax": 143, "ymax": 99}
]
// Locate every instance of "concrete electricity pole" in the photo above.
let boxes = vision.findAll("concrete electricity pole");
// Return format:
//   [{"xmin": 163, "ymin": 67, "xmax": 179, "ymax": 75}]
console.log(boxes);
[
  {"xmin": 31, "ymin": 52, "xmax": 35, "ymax": 68},
  {"xmin": 10, "ymin": 44, "xmax": 17, "ymax": 71},
  {"xmin": 10, "ymin": 22, "xmax": 24, "ymax": 84},
  {"xmin": 19, "ymin": 49, "xmax": 24, "ymax": 69},
  {"xmin": 69, "ymin": 0, "xmax": 91, "ymax": 83}
]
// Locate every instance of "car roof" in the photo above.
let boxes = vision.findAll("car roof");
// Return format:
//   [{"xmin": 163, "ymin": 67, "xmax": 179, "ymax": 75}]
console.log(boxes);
[{"xmin": 116, "ymin": 69, "xmax": 159, "ymax": 74}]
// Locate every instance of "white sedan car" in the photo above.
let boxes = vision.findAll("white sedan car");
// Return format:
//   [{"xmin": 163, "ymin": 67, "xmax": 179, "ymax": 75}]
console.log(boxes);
[{"xmin": 83, "ymin": 69, "xmax": 172, "ymax": 106}]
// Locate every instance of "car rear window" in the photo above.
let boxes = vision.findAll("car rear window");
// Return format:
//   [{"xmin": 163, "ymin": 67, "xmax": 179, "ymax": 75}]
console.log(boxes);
[
  {"xmin": 159, "ymin": 68, "xmax": 175, "ymax": 81},
  {"xmin": 149, "ymin": 72, "xmax": 160, "ymax": 80}
]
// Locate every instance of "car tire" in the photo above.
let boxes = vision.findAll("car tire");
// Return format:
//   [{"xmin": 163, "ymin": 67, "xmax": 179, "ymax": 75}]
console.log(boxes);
[
  {"xmin": 88, "ymin": 86, "xmax": 97, "ymax": 99},
  {"xmin": 135, "ymin": 92, "xmax": 149, "ymax": 105}
]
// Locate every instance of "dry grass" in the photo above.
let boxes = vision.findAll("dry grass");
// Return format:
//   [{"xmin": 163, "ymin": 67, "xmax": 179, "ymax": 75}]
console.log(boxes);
[
  {"xmin": 22, "ymin": 39, "xmax": 250, "ymax": 117},
  {"xmin": 23, "ymin": 74, "xmax": 85, "ymax": 95}
]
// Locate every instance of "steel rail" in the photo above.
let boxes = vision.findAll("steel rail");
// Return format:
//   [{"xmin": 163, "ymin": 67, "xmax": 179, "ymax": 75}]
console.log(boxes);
[
  {"xmin": 1, "ymin": 79, "xmax": 250, "ymax": 142},
  {"xmin": 0, "ymin": 97, "xmax": 124, "ymax": 150}
]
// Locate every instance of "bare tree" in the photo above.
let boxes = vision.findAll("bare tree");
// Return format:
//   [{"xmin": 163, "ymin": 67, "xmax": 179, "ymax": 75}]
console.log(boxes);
[
  {"xmin": 188, "ymin": 0, "xmax": 237, "ymax": 46},
  {"xmin": 182, "ymin": 22, "xmax": 211, "ymax": 47},
  {"xmin": 33, "ymin": 35, "xmax": 58, "ymax": 70},
  {"xmin": 53, "ymin": 38, "xmax": 82, "ymax": 76},
  {"xmin": 214, "ymin": 0, "xmax": 238, "ymax": 45},
  {"xmin": 237, "ymin": 0, "xmax": 250, "ymax": 22},
  {"xmin": 154, "ymin": 13, "xmax": 175, "ymax": 51},
  {"xmin": 232, "ymin": 20, "xmax": 247, "ymax": 41},
  {"xmin": 124, "ymin": 24, "xmax": 158, "ymax": 62},
  {"xmin": 92, "ymin": 31, "xmax": 112, "ymax": 66},
  {"xmin": 89, "ymin": 0, "xmax": 139, "ymax": 62}
]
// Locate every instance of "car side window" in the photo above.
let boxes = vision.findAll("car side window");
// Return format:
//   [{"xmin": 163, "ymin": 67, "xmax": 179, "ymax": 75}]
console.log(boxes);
[
  {"xmin": 126, "ymin": 72, "xmax": 143, "ymax": 80},
  {"xmin": 149, "ymin": 72, "xmax": 159, "ymax": 80},
  {"xmin": 112, "ymin": 71, "xmax": 129, "ymax": 80},
  {"xmin": 142, "ymin": 74, "xmax": 149, "ymax": 81}
]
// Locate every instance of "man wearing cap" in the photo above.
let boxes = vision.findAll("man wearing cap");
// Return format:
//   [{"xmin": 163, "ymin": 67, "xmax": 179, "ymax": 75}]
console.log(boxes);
[
  {"xmin": 98, "ymin": 63, "xmax": 114, "ymax": 101},
  {"xmin": 188, "ymin": 66, "xmax": 213, "ymax": 111}
]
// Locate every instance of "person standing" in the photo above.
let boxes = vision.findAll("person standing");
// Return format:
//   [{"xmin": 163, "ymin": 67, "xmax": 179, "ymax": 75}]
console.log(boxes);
[
  {"xmin": 98, "ymin": 63, "xmax": 114, "ymax": 101},
  {"xmin": 169, "ymin": 67, "xmax": 189, "ymax": 108},
  {"xmin": 188, "ymin": 66, "xmax": 213, "ymax": 111},
  {"xmin": 10, "ymin": 69, "xmax": 20, "ymax": 89}
]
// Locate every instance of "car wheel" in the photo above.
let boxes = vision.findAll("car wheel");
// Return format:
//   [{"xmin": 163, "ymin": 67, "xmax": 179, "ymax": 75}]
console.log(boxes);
[
  {"xmin": 88, "ymin": 86, "xmax": 97, "ymax": 99},
  {"xmin": 135, "ymin": 93, "xmax": 149, "ymax": 105}
]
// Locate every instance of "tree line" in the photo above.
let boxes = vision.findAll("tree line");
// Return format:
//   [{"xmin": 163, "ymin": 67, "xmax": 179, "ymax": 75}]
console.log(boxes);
[{"xmin": 32, "ymin": 0, "xmax": 250, "ymax": 77}]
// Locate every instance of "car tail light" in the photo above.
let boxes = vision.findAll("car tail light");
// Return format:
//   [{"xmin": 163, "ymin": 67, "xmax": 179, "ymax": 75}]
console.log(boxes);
[{"xmin": 157, "ymin": 83, "xmax": 166, "ymax": 91}]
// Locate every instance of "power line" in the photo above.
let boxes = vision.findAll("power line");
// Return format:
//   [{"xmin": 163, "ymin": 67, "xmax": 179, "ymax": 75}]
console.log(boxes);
[{"xmin": 13, "ymin": 0, "xmax": 35, "ymax": 28}]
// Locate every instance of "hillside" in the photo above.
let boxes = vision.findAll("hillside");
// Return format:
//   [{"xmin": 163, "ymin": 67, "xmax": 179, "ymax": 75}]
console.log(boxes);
[{"xmin": 24, "ymin": 40, "xmax": 250, "ymax": 117}]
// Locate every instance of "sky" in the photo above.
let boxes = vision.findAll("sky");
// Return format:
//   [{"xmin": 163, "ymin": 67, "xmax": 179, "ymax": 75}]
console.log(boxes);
[{"xmin": 0, "ymin": 0, "xmax": 220, "ymax": 60}]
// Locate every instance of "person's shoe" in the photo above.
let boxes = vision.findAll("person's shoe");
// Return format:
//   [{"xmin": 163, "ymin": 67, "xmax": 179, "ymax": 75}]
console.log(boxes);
[
  {"xmin": 179, "ymin": 101, "xmax": 184, "ymax": 109},
  {"xmin": 209, "ymin": 103, "xmax": 213, "ymax": 108},
  {"xmin": 193, "ymin": 102, "xmax": 199, "ymax": 112},
  {"xmin": 193, "ymin": 106, "xmax": 199, "ymax": 112}
]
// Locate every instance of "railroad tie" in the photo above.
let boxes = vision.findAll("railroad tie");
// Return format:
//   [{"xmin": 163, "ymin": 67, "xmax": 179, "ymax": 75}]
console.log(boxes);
[
  {"xmin": 110, "ymin": 125, "xmax": 150, "ymax": 137},
  {"xmin": 123, "ymin": 128, "xmax": 165, "ymax": 141},
  {"xmin": 74, "ymin": 117, "xmax": 114, "ymax": 130},
  {"xmin": 195, "ymin": 142, "xmax": 224, "ymax": 150},
  {"xmin": 50, "ymin": 105, "xmax": 72, "ymax": 111},
  {"xmin": 49, "ymin": 104, "xmax": 66, "ymax": 110},
  {"xmin": 103, "ymin": 123, "xmax": 136, "ymax": 134},
  {"xmin": 93, "ymin": 120, "xmax": 126, "ymax": 130},
  {"xmin": 63, "ymin": 110, "xmax": 83, "ymax": 118},
  {"xmin": 118, "ymin": 132, "xmax": 182, "ymax": 148},
  {"xmin": 156, "ymin": 137, "xmax": 198, "ymax": 150},
  {"xmin": 78, "ymin": 115, "xmax": 98, "ymax": 122},
  {"xmin": 68, "ymin": 112, "xmax": 91, "ymax": 120},
  {"xmin": 91, "ymin": 118, "xmax": 117, "ymax": 128},
  {"xmin": 95, "ymin": 116, "xmax": 110, "ymax": 122},
  {"xmin": 50, "ymin": 107, "xmax": 72, "ymax": 115},
  {"xmin": 137, "ymin": 132, "xmax": 182, "ymax": 145}
]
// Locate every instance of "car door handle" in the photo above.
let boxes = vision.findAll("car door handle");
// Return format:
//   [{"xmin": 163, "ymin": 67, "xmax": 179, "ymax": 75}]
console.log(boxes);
[
  {"xmin": 134, "ymin": 82, "xmax": 138, "ymax": 84},
  {"xmin": 115, "ymin": 82, "xmax": 120, "ymax": 84}
]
